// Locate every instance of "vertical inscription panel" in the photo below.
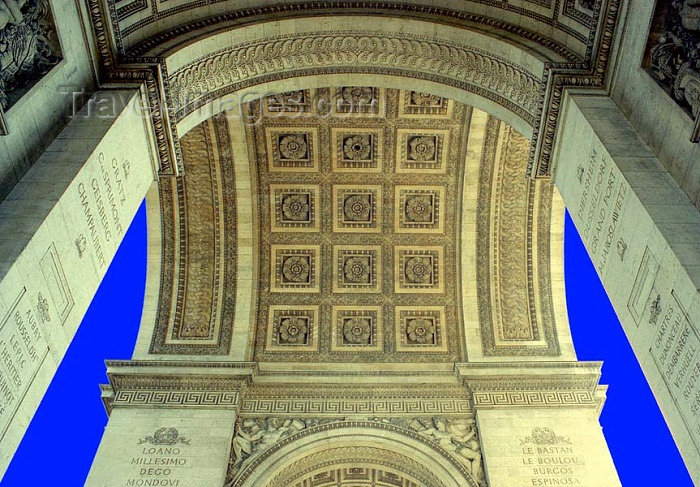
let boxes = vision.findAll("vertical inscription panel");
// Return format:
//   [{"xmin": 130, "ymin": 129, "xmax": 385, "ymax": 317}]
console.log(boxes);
[
  {"xmin": 0, "ymin": 289, "xmax": 50, "ymax": 454},
  {"xmin": 476, "ymin": 408, "xmax": 621, "ymax": 487},
  {"xmin": 86, "ymin": 409, "xmax": 236, "ymax": 487},
  {"xmin": 651, "ymin": 292, "xmax": 700, "ymax": 453},
  {"xmin": 553, "ymin": 95, "xmax": 700, "ymax": 479},
  {"xmin": 0, "ymin": 89, "xmax": 157, "ymax": 477}
]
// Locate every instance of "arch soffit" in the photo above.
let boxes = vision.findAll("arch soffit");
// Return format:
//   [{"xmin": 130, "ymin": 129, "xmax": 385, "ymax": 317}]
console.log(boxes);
[
  {"xmin": 88, "ymin": 0, "xmax": 623, "ymax": 178},
  {"xmin": 162, "ymin": 17, "xmax": 547, "ymax": 137},
  {"xmin": 107, "ymin": 1, "xmax": 594, "ymax": 64},
  {"xmin": 233, "ymin": 423, "xmax": 478, "ymax": 487},
  {"xmin": 136, "ymin": 91, "xmax": 571, "ymax": 360}
]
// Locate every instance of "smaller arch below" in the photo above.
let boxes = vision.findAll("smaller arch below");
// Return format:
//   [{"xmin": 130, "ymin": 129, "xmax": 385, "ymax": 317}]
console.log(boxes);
[{"xmin": 230, "ymin": 421, "xmax": 483, "ymax": 487}]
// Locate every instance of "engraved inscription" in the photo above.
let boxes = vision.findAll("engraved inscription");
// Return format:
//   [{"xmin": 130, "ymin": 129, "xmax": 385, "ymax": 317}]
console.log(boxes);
[
  {"xmin": 77, "ymin": 152, "xmax": 129, "ymax": 268},
  {"xmin": 127, "ymin": 428, "xmax": 190, "ymax": 486},
  {"xmin": 0, "ymin": 289, "xmax": 49, "ymax": 439},
  {"xmin": 577, "ymin": 149, "xmax": 628, "ymax": 273},
  {"xmin": 519, "ymin": 428, "xmax": 584, "ymax": 486},
  {"xmin": 651, "ymin": 293, "xmax": 700, "ymax": 452}
]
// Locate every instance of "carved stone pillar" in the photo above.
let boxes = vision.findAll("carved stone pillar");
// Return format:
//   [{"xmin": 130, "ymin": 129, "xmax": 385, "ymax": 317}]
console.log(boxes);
[
  {"xmin": 86, "ymin": 361, "xmax": 253, "ymax": 487},
  {"xmin": 0, "ymin": 88, "xmax": 157, "ymax": 476},
  {"xmin": 458, "ymin": 363, "xmax": 621, "ymax": 486},
  {"xmin": 551, "ymin": 91, "xmax": 700, "ymax": 481}
]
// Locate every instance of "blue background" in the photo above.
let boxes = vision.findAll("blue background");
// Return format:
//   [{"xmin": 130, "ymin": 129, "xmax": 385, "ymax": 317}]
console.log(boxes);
[{"xmin": 0, "ymin": 204, "xmax": 693, "ymax": 485}]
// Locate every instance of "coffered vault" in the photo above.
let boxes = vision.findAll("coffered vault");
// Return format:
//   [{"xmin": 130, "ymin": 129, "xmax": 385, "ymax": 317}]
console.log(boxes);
[
  {"xmin": 1, "ymin": 0, "xmax": 698, "ymax": 485},
  {"xmin": 140, "ymin": 87, "xmax": 569, "ymax": 362}
]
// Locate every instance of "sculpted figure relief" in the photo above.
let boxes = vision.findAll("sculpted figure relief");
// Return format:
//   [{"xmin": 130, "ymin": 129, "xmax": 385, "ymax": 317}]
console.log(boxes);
[
  {"xmin": 226, "ymin": 418, "xmax": 485, "ymax": 486},
  {"xmin": 0, "ymin": 0, "xmax": 26, "ymax": 29},
  {"xmin": 681, "ymin": 0, "xmax": 700, "ymax": 30},
  {"xmin": 675, "ymin": 63, "xmax": 700, "ymax": 116},
  {"xmin": 0, "ymin": 0, "xmax": 61, "ymax": 109},
  {"xmin": 646, "ymin": 1, "xmax": 700, "ymax": 121},
  {"xmin": 227, "ymin": 418, "xmax": 335, "ymax": 484},
  {"xmin": 408, "ymin": 418, "xmax": 484, "ymax": 485}
]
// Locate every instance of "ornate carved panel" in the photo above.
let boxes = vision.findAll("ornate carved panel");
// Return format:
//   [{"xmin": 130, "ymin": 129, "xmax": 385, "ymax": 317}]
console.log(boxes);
[
  {"xmin": 226, "ymin": 418, "xmax": 485, "ymax": 487},
  {"xmin": 644, "ymin": 0, "xmax": 700, "ymax": 134},
  {"xmin": 248, "ymin": 88, "xmax": 469, "ymax": 363},
  {"xmin": 332, "ymin": 185, "xmax": 382, "ymax": 233},
  {"xmin": 477, "ymin": 117, "xmax": 561, "ymax": 356},
  {"xmin": 394, "ymin": 187, "xmax": 445, "ymax": 233},
  {"xmin": 332, "ymin": 127, "xmax": 384, "ymax": 172},
  {"xmin": 331, "ymin": 306, "xmax": 383, "ymax": 352},
  {"xmin": 394, "ymin": 306, "xmax": 448, "ymax": 352},
  {"xmin": 270, "ymin": 245, "xmax": 321, "ymax": 293},
  {"xmin": 398, "ymin": 90, "xmax": 453, "ymax": 118},
  {"xmin": 265, "ymin": 127, "xmax": 319, "ymax": 172},
  {"xmin": 148, "ymin": 87, "xmax": 566, "ymax": 359},
  {"xmin": 265, "ymin": 306, "xmax": 320, "ymax": 352},
  {"xmin": 0, "ymin": 0, "xmax": 62, "ymax": 112},
  {"xmin": 149, "ymin": 117, "xmax": 236, "ymax": 354},
  {"xmin": 269, "ymin": 184, "xmax": 320, "ymax": 233}
]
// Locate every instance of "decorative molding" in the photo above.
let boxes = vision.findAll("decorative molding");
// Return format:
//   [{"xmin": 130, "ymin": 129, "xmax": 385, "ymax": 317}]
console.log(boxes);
[
  {"xmin": 112, "ymin": 2, "xmax": 585, "ymax": 62},
  {"xmin": 240, "ymin": 384, "xmax": 472, "ymax": 416},
  {"xmin": 113, "ymin": 390, "xmax": 241, "ymax": 407},
  {"xmin": 477, "ymin": 118, "xmax": 561, "ymax": 356},
  {"xmin": 115, "ymin": 0, "xmax": 148, "ymax": 21},
  {"xmin": 563, "ymin": 0, "xmax": 597, "ymax": 28},
  {"xmin": 149, "ymin": 115, "xmax": 237, "ymax": 354},
  {"xmin": 84, "ymin": 1, "xmax": 624, "ymax": 179},
  {"xmin": 103, "ymin": 65, "xmax": 180, "ymax": 174},
  {"xmin": 528, "ymin": 0, "xmax": 623, "ymax": 177},
  {"xmin": 239, "ymin": 398, "xmax": 473, "ymax": 416},
  {"xmin": 471, "ymin": 390, "xmax": 596, "ymax": 407},
  {"xmin": 103, "ymin": 372, "xmax": 249, "ymax": 409},
  {"xmin": 272, "ymin": 462, "xmax": 430, "ymax": 487},
  {"xmin": 459, "ymin": 363, "xmax": 602, "ymax": 408},
  {"xmin": 227, "ymin": 419, "xmax": 483, "ymax": 487},
  {"xmin": 168, "ymin": 33, "xmax": 541, "ymax": 124}
]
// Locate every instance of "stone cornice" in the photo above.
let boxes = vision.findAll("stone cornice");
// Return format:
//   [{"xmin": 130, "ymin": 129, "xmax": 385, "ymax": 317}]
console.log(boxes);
[
  {"xmin": 101, "ymin": 360, "xmax": 605, "ymax": 412},
  {"xmin": 101, "ymin": 361, "xmax": 256, "ymax": 412},
  {"xmin": 456, "ymin": 362, "xmax": 603, "ymax": 408}
]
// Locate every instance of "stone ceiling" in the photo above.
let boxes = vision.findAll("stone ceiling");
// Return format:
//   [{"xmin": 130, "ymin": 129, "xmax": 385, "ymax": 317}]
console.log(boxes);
[
  {"xmin": 146, "ymin": 86, "xmax": 568, "ymax": 362},
  {"xmin": 250, "ymin": 88, "xmax": 469, "ymax": 363}
]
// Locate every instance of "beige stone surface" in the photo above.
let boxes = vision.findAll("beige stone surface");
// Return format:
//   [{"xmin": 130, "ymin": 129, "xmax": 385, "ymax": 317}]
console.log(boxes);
[
  {"xmin": 2, "ymin": 2, "xmax": 693, "ymax": 484},
  {"xmin": 611, "ymin": 0, "xmax": 700, "ymax": 207},
  {"xmin": 0, "ymin": 0, "xmax": 97, "ymax": 199},
  {"xmin": 0, "ymin": 89, "xmax": 157, "ymax": 477},
  {"xmin": 477, "ymin": 408, "xmax": 620, "ymax": 487},
  {"xmin": 552, "ymin": 91, "xmax": 700, "ymax": 482},
  {"xmin": 86, "ymin": 408, "xmax": 237, "ymax": 487}
]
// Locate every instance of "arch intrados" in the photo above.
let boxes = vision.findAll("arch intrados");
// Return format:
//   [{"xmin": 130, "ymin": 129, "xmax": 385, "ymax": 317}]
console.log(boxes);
[
  {"xmin": 162, "ymin": 16, "xmax": 549, "ymax": 74},
  {"xmin": 164, "ymin": 16, "xmax": 548, "ymax": 139},
  {"xmin": 175, "ymin": 75, "xmax": 533, "ymax": 139},
  {"xmin": 234, "ymin": 422, "xmax": 479, "ymax": 487}
]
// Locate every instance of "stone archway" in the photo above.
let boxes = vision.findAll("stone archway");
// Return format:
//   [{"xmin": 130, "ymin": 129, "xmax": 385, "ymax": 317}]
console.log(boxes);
[{"xmin": 230, "ymin": 421, "xmax": 482, "ymax": 487}]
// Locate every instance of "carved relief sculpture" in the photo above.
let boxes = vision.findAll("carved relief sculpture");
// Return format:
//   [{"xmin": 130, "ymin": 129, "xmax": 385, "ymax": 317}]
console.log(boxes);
[
  {"xmin": 645, "ymin": 1, "xmax": 700, "ymax": 123},
  {"xmin": 0, "ymin": 0, "xmax": 62, "ymax": 110},
  {"xmin": 226, "ymin": 417, "xmax": 486, "ymax": 487}
]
